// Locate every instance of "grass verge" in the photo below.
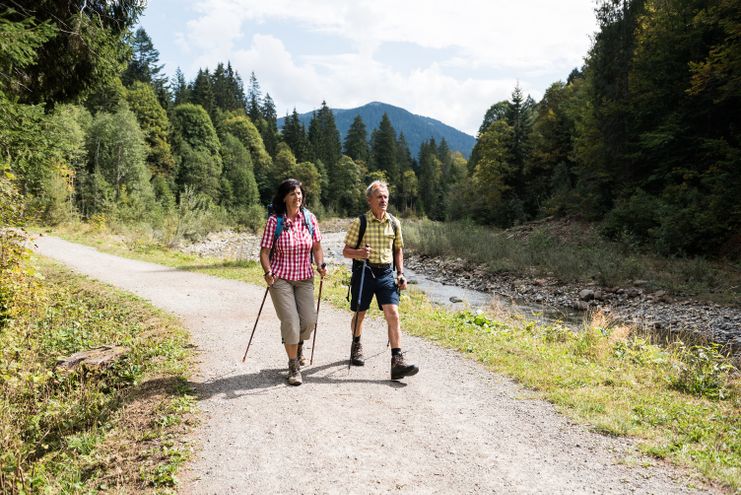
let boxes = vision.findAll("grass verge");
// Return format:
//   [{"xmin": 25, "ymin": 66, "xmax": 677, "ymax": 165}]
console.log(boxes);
[
  {"xmin": 1, "ymin": 257, "xmax": 195, "ymax": 494},
  {"xmin": 46, "ymin": 224, "xmax": 740, "ymax": 491}
]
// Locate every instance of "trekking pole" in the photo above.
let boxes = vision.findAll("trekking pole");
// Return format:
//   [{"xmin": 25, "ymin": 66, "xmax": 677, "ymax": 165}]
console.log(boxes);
[
  {"xmin": 242, "ymin": 287, "xmax": 270, "ymax": 362},
  {"xmin": 309, "ymin": 278, "xmax": 324, "ymax": 365},
  {"xmin": 349, "ymin": 258, "xmax": 368, "ymax": 370}
]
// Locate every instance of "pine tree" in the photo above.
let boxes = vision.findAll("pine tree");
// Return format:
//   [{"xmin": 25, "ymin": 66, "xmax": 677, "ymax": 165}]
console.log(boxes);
[
  {"xmin": 122, "ymin": 28, "xmax": 169, "ymax": 107},
  {"xmin": 307, "ymin": 101, "xmax": 341, "ymax": 175},
  {"xmin": 172, "ymin": 67, "xmax": 190, "ymax": 105},
  {"xmin": 343, "ymin": 115, "xmax": 370, "ymax": 163},
  {"xmin": 397, "ymin": 133, "xmax": 413, "ymax": 173},
  {"xmin": 212, "ymin": 62, "xmax": 246, "ymax": 112},
  {"xmin": 281, "ymin": 109, "xmax": 311, "ymax": 162},
  {"xmin": 190, "ymin": 69, "xmax": 216, "ymax": 120},
  {"xmin": 370, "ymin": 113, "xmax": 399, "ymax": 186},
  {"xmin": 260, "ymin": 93, "xmax": 279, "ymax": 156},
  {"xmin": 247, "ymin": 72, "xmax": 262, "ymax": 122},
  {"xmin": 417, "ymin": 140, "xmax": 443, "ymax": 219},
  {"xmin": 307, "ymin": 102, "xmax": 340, "ymax": 205}
]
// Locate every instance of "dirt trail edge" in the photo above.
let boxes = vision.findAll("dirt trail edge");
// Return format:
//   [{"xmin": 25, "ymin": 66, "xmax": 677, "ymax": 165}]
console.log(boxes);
[{"xmin": 35, "ymin": 236, "xmax": 714, "ymax": 495}]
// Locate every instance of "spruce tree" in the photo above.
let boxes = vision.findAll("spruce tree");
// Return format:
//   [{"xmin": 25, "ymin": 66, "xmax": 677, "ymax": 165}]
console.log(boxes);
[
  {"xmin": 307, "ymin": 102, "xmax": 340, "ymax": 205},
  {"xmin": 247, "ymin": 72, "xmax": 262, "ymax": 122},
  {"xmin": 343, "ymin": 115, "xmax": 370, "ymax": 163},
  {"xmin": 260, "ymin": 93, "xmax": 279, "ymax": 156},
  {"xmin": 281, "ymin": 109, "xmax": 310, "ymax": 162},
  {"xmin": 172, "ymin": 67, "xmax": 190, "ymax": 105},
  {"xmin": 370, "ymin": 113, "xmax": 399, "ymax": 186},
  {"xmin": 190, "ymin": 69, "xmax": 216, "ymax": 120}
]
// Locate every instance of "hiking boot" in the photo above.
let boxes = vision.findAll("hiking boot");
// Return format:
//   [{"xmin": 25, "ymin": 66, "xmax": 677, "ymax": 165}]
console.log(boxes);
[
  {"xmin": 391, "ymin": 353, "xmax": 419, "ymax": 380},
  {"xmin": 297, "ymin": 341, "xmax": 307, "ymax": 366},
  {"xmin": 350, "ymin": 341, "xmax": 365, "ymax": 366},
  {"xmin": 287, "ymin": 358, "xmax": 302, "ymax": 386}
]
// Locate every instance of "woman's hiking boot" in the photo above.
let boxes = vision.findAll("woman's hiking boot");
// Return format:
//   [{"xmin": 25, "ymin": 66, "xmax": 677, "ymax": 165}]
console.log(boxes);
[
  {"xmin": 287, "ymin": 358, "xmax": 302, "ymax": 386},
  {"xmin": 391, "ymin": 353, "xmax": 419, "ymax": 380},
  {"xmin": 350, "ymin": 341, "xmax": 365, "ymax": 366},
  {"xmin": 297, "ymin": 341, "xmax": 307, "ymax": 366}
]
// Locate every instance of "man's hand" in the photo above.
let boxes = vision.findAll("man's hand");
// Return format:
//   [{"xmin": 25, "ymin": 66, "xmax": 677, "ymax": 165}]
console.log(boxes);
[
  {"xmin": 360, "ymin": 244, "xmax": 371, "ymax": 259},
  {"xmin": 397, "ymin": 273, "xmax": 407, "ymax": 291}
]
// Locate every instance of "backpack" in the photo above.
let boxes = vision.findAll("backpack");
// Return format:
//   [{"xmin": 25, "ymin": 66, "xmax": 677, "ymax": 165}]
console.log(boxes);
[{"xmin": 268, "ymin": 205, "xmax": 315, "ymax": 262}]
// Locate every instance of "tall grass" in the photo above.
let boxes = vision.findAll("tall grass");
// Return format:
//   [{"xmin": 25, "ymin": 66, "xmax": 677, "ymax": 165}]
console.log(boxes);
[
  {"xmin": 404, "ymin": 219, "xmax": 739, "ymax": 304},
  {"xmin": 0, "ymin": 260, "xmax": 194, "ymax": 494}
]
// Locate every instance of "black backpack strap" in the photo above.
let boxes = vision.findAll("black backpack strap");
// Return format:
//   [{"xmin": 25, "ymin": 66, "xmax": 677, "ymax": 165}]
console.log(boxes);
[
  {"xmin": 354, "ymin": 214, "xmax": 367, "ymax": 249},
  {"xmin": 348, "ymin": 214, "xmax": 367, "ymax": 301},
  {"xmin": 386, "ymin": 212, "xmax": 400, "ymax": 272}
]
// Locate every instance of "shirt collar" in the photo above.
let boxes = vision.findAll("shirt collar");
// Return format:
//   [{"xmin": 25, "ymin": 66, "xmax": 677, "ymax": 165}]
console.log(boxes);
[{"xmin": 366, "ymin": 209, "xmax": 388, "ymax": 223}]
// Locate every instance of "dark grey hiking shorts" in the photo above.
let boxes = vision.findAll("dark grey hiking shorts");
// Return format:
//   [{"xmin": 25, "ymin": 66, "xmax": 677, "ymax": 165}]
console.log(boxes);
[{"xmin": 350, "ymin": 263, "xmax": 399, "ymax": 312}]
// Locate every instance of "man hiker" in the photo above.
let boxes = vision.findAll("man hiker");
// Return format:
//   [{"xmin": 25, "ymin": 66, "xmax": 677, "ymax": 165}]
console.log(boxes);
[{"xmin": 343, "ymin": 180, "xmax": 419, "ymax": 380}]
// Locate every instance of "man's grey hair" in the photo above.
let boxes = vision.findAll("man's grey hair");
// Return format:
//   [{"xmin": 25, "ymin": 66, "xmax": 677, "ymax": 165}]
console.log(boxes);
[{"xmin": 366, "ymin": 180, "xmax": 389, "ymax": 198}]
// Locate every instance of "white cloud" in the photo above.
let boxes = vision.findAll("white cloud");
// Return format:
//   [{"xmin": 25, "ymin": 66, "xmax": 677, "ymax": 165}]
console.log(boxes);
[{"xmin": 174, "ymin": 0, "xmax": 597, "ymax": 134}]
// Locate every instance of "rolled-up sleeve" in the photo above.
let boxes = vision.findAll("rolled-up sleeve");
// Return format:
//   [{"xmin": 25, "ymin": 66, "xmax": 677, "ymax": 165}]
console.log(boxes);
[{"xmin": 260, "ymin": 216, "xmax": 277, "ymax": 249}]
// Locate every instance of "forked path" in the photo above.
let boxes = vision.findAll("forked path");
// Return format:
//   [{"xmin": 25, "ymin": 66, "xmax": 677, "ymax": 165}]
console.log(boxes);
[{"xmin": 35, "ymin": 236, "xmax": 715, "ymax": 494}]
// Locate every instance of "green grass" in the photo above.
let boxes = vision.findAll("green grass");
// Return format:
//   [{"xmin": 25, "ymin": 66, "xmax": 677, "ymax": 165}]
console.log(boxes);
[
  {"xmin": 403, "ymin": 219, "xmax": 741, "ymax": 306},
  {"xmin": 45, "ymin": 223, "xmax": 741, "ymax": 491},
  {"xmin": 0, "ymin": 258, "xmax": 195, "ymax": 494}
]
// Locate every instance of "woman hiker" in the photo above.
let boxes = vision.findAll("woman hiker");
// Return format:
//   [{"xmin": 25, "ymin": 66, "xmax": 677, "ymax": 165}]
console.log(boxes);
[{"xmin": 259, "ymin": 178, "xmax": 327, "ymax": 386}]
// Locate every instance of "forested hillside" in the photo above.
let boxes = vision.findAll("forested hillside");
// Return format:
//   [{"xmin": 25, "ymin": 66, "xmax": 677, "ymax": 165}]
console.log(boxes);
[
  {"xmin": 277, "ymin": 101, "xmax": 477, "ymax": 159},
  {"xmin": 1, "ymin": 0, "xmax": 738, "ymax": 259}
]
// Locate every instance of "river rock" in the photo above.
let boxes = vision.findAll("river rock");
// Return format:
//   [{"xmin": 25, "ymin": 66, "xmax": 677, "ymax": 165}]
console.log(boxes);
[
  {"xmin": 449, "ymin": 296, "xmax": 463, "ymax": 303},
  {"xmin": 579, "ymin": 289, "xmax": 595, "ymax": 301}
]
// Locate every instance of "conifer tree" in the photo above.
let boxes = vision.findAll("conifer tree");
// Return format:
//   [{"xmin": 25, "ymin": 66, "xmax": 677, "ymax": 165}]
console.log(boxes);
[
  {"xmin": 190, "ymin": 69, "xmax": 216, "ymax": 120},
  {"xmin": 122, "ymin": 27, "xmax": 168, "ymax": 105},
  {"xmin": 281, "ymin": 109, "xmax": 310, "ymax": 162},
  {"xmin": 247, "ymin": 72, "xmax": 262, "ymax": 122},
  {"xmin": 307, "ymin": 102, "xmax": 340, "ymax": 205},
  {"xmin": 260, "ymin": 93, "xmax": 279, "ymax": 156},
  {"xmin": 172, "ymin": 67, "xmax": 190, "ymax": 105},
  {"xmin": 370, "ymin": 113, "xmax": 399, "ymax": 186},
  {"xmin": 307, "ymin": 101, "xmax": 341, "ymax": 176},
  {"xmin": 343, "ymin": 115, "xmax": 370, "ymax": 163}
]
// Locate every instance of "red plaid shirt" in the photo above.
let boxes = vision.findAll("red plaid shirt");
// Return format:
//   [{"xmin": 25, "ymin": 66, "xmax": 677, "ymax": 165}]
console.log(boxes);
[{"xmin": 260, "ymin": 212, "xmax": 321, "ymax": 280}]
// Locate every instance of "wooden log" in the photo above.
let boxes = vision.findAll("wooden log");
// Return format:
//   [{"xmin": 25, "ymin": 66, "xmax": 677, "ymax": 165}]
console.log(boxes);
[{"xmin": 56, "ymin": 345, "xmax": 129, "ymax": 371}]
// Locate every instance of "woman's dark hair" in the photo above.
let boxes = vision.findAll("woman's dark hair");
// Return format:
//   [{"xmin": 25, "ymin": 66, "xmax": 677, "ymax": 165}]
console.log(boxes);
[{"xmin": 270, "ymin": 178, "xmax": 305, "ymax": 216}]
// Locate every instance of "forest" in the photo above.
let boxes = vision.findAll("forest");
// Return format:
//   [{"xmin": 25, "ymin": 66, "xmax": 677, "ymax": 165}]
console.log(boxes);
[{"xmin": 1, "ymin": 0, "xmax": 739, "ymax": 257}]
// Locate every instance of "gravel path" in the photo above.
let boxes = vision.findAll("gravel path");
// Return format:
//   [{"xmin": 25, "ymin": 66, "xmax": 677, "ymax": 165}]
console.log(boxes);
[{"xmin": 35, "ymin": 235, "xmax": 716, "ymax": 494}]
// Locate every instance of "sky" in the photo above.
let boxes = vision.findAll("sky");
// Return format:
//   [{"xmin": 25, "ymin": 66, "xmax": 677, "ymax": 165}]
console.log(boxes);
[{"xmin": 138, "ymin": 1, "xmax": 599, "ymax": 136}]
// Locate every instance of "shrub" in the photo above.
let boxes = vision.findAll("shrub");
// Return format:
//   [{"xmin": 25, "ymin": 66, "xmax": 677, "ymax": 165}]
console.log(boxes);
[{"xmin": 670, "ymin": 343, "xmax": 736, "ymax": 399}]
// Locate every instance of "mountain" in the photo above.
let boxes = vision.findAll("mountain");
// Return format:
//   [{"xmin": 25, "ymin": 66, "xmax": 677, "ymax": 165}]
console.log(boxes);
[{"xmin": 277, "ymin": 101, "xmax": 476, "ymax": 159}]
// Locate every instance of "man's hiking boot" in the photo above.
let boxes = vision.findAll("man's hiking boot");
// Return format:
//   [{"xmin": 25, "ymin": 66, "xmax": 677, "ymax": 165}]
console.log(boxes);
[
  {"xmin": 287, "ymin": 358, "xmax": 302, "ymax": 386},
  {"xmin": 391, "ymin": 353, "xmax": 419, "ymax": 380},
  {"xmin": 350, "ymin": 341, "xmax": 365, "ymax": 366},
  {"xmin": 297, "ymin": 341, "xmax": 307, "ymax": 366}
]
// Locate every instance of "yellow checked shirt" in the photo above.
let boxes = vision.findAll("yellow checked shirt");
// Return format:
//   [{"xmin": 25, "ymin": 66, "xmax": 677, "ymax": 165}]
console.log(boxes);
[{"xmin": 344, "ymin": 210, "xmax": 403, "ymax": 264}]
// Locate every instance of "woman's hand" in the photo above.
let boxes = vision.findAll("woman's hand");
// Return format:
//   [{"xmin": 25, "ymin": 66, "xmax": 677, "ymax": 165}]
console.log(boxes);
[
  {"xmin": 317, "ymin": 262, "xmax": 328, "ymax": 279},
  {"xmin": 264, "ymin": 271, "xmax": 275, "ymax": 286}
]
